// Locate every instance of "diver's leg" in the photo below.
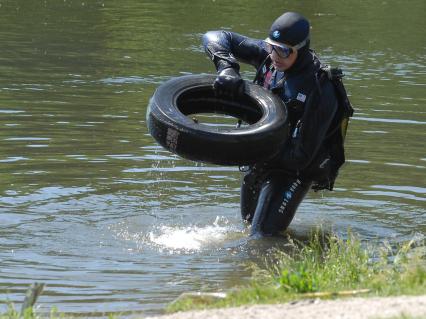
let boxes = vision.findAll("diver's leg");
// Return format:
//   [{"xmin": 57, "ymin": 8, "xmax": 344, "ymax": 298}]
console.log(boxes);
[
  {"xmin": 240, "ymin": 168, "xmax": 262, "ymax": 223},
  {"xmin": 250, "ymin": 173, "xmax": 312, "ymax": 236},
  {"xmin": 249, "ymin": 181, "xmax": 274, "ymax": 235}
]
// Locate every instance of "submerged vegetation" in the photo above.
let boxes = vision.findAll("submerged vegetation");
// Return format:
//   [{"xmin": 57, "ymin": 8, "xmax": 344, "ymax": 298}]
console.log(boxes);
[{"xmin": 167, "ymin": 230, "xmax": 426, "ymax": 313}]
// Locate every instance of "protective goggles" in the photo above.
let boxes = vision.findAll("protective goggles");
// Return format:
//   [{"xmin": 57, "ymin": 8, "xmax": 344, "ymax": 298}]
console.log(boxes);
[
  {"xmin": 264, "ymin": 42, "xmax": 293, "ymax": 58},
  {"xmin": 264, "ymin": 36, "xmax": 310, "ymax": 59}
]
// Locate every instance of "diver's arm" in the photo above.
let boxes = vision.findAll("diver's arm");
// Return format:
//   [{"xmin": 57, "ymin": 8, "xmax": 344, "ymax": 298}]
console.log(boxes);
[{"xmin": 202, "ymin": 30, "xmax": 268, "ymax": 72}]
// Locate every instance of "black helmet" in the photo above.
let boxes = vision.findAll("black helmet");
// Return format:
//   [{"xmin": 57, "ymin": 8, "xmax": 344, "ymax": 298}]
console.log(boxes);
[{"xmin": 265, "ymin": 12, "xmax": 310, "ymax": 51}]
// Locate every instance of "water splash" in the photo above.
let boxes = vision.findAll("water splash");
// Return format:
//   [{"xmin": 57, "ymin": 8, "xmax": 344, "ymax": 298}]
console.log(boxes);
[{"xmin": 148, "ymin": 216, "xmax": 241, "ymax": 252}]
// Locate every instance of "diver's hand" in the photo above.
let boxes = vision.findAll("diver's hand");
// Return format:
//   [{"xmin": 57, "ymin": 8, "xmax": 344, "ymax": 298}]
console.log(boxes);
[{"xmin": 213, "ymin": 68, "xmax": 244, "ymax": 97}]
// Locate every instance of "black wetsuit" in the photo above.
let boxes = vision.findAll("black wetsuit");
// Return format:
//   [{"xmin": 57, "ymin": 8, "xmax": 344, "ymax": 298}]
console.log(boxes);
[{"xmin": 202, "ymin": 31, "xmax": 339, "ymax": 235}]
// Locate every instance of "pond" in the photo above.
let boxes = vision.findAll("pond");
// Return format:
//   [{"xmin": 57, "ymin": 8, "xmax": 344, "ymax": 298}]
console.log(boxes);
[{"xmin": 0, "ymin": 0, "xmax": 425, "ymax": 316}]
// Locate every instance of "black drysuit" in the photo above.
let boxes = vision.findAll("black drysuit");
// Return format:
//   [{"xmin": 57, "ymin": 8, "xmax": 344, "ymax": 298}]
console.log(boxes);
[{"xmin": 202, "ymin": 31, "xmax": 339, "ymax": 235}]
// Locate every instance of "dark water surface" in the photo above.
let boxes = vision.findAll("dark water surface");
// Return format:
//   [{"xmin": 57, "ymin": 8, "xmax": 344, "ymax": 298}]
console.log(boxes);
[{"xmin": 0, "ymin": 0, "xmax": 425, "ymax": 316}]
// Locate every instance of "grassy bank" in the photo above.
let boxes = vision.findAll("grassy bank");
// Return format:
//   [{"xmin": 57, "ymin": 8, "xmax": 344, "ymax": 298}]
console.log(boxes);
[{"xmin": 167, "ymin": 230, "xmax": 426, "ymax": 313}]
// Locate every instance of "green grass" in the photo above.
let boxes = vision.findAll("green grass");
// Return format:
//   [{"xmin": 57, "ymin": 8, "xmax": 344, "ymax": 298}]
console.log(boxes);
[
  {"xmin": 0, "ymin": 305, "xmax": 61, "ymax": 319},
  {"xmin": 0, "ymin": 305, "xmax": 119, "ymax": 319},
  {"xmin": 167, "ymin": 230, "xmax": 426, "ymax": 313}
]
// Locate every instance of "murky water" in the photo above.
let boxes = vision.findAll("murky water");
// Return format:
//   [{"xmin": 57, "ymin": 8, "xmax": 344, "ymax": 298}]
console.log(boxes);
[{"xmin": 0, "ymin": 0, "xmax": 425, "ymax": 317}]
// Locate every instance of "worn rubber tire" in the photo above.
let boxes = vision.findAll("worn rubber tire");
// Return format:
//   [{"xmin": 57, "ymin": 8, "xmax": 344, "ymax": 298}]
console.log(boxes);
[{"xmin": 147, "ymin": 74, "xmax": 289, "ymax": 166}]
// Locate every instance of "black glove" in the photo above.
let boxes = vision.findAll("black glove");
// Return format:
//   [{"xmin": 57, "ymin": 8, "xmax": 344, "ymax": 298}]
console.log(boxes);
[{"xmin": 213, "ymin": 67, "xmax": 244, "ymax": 97}]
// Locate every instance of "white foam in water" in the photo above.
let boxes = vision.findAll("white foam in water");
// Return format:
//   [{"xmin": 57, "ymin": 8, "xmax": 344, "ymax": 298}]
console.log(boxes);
[{"xmin": 148, "ymin": 216, "xmax": 236, "ymax": 251}]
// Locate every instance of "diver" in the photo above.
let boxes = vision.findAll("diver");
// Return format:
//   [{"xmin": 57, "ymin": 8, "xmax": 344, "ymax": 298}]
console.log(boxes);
[{"xmin": 202, "ymin": 12, "xmax": 352, "ymax": 236}]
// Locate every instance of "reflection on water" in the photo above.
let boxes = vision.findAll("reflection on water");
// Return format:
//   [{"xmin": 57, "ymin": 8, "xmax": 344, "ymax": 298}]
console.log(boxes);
[{"xmin": 0, "ymin": 0, "xmax": 425, "ymax": 317}]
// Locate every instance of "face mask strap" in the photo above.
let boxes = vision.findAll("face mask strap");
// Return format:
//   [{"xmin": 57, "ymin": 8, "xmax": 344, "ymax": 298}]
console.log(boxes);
[{"xmin": 292, "ymin": 35, "xmax": 310, "ymax": 50}]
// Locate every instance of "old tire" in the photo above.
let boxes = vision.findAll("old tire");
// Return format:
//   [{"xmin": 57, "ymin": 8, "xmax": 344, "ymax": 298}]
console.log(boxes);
[{"xmin": 147, "ymin": 74, "xmax": 289, "ymax": 166}]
